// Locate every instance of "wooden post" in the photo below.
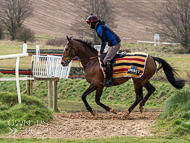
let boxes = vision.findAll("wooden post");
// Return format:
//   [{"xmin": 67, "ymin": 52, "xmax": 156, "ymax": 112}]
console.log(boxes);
[
  {"xmin": 34, "ymin": 77, "xmax": 59, "ymax": 111},
  {"xmin": 53, "ymin": 81, "xmax": 58, "ymax": 111},
  {"xmin": 26, "ymin": 80, "xmax": 30, "ymax": 95},
  {"xmin": 30, "ymin": 80, "xmax": 33, "ymax": 96},
  {"xmin": 48, "ymin": 81, "xmax": 53, "ymax": 108}
]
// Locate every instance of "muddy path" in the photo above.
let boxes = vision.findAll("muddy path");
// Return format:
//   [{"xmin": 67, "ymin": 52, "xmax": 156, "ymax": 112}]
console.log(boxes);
[{"xmin": 2, "ymin": 111, "xmax": 161, "ymax": 139}]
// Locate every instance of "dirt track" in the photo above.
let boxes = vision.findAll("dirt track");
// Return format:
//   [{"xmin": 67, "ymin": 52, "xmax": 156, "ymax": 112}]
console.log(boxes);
[{"xmin": 2, "ymin": 111, "xmax": 161, "ymax": 139}]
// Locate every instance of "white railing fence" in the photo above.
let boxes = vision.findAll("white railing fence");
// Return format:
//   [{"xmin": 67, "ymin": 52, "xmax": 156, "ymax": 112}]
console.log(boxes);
[
  {"xmin": 94, "ymin": 45, "xmax": 109, "ymax": 52},
  {"xmin": 32, "ymin": 55, "xmax": 72, "ymax": 79},
  {"xmin": 137, "ymin": 40, "xmax": 180, "ymax": 47},
  {"xmin": 0, "ymin": 43, "xmax": 33, "ymax": 104},
  {"xmin": 123, "ymin": 37, "xmax": 133, "ymax": 43}
]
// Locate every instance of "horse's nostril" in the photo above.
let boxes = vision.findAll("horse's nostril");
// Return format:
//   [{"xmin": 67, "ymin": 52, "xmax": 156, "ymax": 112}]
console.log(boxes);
[{"xmin": 61, "ymin": 62, "xmax": 63, "ymax": 65}]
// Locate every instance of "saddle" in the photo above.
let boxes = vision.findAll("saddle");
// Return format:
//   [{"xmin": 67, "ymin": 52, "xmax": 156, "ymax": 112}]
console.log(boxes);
[{"xmin": 100, "ymin": 51, "xmax": 127, "ymax": 67}]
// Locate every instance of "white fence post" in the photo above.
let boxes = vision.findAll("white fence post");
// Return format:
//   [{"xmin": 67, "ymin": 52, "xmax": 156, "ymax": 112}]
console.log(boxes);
[
  {"xmin": 123, "ymin": 37, "xmax": 132, "ymax": 43},
  {"xmin": 36, "ymin": 45, "xmax": 40, "ymax": 55},
  {"xmin": 16, "ymin": 57, "xmax": 21, "ymax": 104},
  {"xmin": 154, "ymin": 34, "xmax": 160, "ymax": 47},
  {"xmin": 23, "ymin": 43, "xmax": 27, "ymax": 53},
  {"xmin": 36, "ymin": 45, "xmax": 40, "ymax": 63},
  {"xmin": 0, "ymin": 51, "xmax": 29, "ymax": 104}
]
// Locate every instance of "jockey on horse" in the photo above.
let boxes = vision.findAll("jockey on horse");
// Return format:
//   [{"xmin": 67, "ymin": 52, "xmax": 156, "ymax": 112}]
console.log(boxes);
[{"xmin": 86, "ymin": 13, "xmax": 121, "ymax": 87}]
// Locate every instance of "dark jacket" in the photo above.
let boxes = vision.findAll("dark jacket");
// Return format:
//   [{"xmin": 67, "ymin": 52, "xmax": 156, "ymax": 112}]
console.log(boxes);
[{"xmin": 95, "ymin": 21, "xmax": 121, "ymax": 53}]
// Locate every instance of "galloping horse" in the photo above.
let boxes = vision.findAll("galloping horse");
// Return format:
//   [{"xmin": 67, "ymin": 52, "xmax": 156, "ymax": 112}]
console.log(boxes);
[{"xmin": 61, "ymin": 36, "xmax": 185, "ymax": 119}]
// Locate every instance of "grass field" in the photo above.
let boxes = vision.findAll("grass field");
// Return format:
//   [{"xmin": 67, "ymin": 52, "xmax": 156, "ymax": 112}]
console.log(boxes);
[{"xmin": 0, "ymin": 136, "xmax": 190, "ymax": 143}]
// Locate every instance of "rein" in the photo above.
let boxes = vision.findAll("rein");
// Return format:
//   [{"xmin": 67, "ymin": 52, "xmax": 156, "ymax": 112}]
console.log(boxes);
[
  {"xmin": 78, "ymin": 56, "xmax": 99, "ymax": 68},
  {"xmin": 79, "ymin": 56, "xmax": 99, "ymax": 61}
]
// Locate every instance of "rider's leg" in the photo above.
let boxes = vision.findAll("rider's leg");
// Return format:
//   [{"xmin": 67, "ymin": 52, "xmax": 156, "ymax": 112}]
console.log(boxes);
[
  {"xmin": 102, "ymin": 64, "xmax": 113, "ymax": 86},
  {"xmin": 103, "ymin": 42, "xmax": 121, "ymax": 65},
  {"xmin": 102, "ymin": 42, "xmax": 121, "ymax": 86}
]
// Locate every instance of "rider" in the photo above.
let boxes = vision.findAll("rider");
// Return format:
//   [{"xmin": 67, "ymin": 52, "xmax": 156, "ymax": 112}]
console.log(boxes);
[{"xmin": 86, "ymin": 13, "xmax": 121, "ymax": 86}]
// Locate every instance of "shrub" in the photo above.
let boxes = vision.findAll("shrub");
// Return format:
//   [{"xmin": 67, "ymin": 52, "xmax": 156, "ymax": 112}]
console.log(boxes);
[
  {"xmin": 16, "ymin": 27, "xmax": 35, "ymax": 43},
  {"xmin": 46, "ymin": 37, "xmax": 67, "ymax": 47}
]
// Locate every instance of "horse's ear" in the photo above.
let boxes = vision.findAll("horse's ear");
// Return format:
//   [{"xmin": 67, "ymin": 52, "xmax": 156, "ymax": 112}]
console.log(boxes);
[{"xmin": 66, "ymin": 36, "xmax": 70, "ymax": 42}]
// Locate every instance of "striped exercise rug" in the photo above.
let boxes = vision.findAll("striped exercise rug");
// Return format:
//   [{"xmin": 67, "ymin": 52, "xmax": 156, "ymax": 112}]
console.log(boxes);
[{"xmin": 99, "ymin": 52, "xmax": 148, "ymax": 79}]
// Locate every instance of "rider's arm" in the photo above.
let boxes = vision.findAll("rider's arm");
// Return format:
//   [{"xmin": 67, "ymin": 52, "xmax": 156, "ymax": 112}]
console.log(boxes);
[{"xmin": 98, "ymin": 26, "xmax": 107, "ymax": 54}]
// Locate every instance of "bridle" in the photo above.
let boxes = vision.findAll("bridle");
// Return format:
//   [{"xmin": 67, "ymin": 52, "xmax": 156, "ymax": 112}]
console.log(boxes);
[
  {"xmin": 62, "ymin": 39, "xmax": 76, "ymax": 65},
  {"xmin": 62, "ymin": 39, "xmax": 99, "ymax": 68}
]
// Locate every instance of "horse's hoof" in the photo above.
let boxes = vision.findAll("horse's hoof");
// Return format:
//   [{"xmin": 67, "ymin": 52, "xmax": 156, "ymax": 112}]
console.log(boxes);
[
  {"xmin": 109, "ymin": 107, "xmax": 117, "ymax": 114},
  {"xmin": 121, "ymin": 110, "xmax": 130, "ymax": 120},
  {"xmin": 91, "ymin": 110, "xmax": 96, "ymax": 116},
  {"xmin": 140, "ymin": 106, "xmax": 144, "ymax": 113}
]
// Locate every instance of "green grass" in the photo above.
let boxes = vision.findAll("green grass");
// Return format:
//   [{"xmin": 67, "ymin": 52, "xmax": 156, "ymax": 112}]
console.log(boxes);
[
  {"xmin": 43, "ymin": 99, "xmax": 146, "ymax": 112},
  {"xmin": 0, "ymin": 73, "xmax": 188, "ymax": 109},
  {"xmin": 163, "ymin": 57, "xmax": 190, "ymax": 77},
  {"xmin": 0, "ymin": 75, "xmax": 174, "ymax": 107},
  {"xmin": 35, "ymin": 34, "xmax": 55, "ymax": 41},
  {"xmin": 0, "ymin": 92, "xmax": 53, "ymax": 134},
  {"xmin": 154, "ymin": 87, "xmax": 190, "ymax": 137},
  {"xmin": 0, "ymin": 136, "xmax": 190, "ymax": 143}
]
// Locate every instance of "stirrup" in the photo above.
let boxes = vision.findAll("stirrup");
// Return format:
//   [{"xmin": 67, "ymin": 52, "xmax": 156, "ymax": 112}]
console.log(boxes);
[{"xmin": 101, "ymin": 80, "xmax": 114, "ymax": 87}]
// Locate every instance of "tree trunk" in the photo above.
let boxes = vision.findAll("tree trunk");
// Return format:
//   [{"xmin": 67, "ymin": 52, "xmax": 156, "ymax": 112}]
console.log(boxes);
[
  {"xmin": 187, "ymin": 47, "xmax": 190, "ymax": 54},
  {"xmin": 11, "ymin": 35, "xmax": 15, "ymax": 40}
]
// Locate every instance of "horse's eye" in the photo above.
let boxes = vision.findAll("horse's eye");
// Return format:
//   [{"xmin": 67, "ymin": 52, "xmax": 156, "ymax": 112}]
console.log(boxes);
[{"xmin": 66, "ymin": 48, "xmax": 68, "ymax": 51}]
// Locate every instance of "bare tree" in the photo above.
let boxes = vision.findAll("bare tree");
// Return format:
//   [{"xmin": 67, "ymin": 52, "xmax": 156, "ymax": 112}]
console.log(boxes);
[
  {"xmin": 0, "ymin": 0, "xmax": 33, "ymax": 40},
  {"xmin": 16, "ymin": 26, "xmax": 35, "ymax": 43},
  {"xmin": 71, "ymin": 0, "xmax": 117, "ymax": 44},
  {"xmin": 155, "ymin": 0, "xmax": 190, "ymax": 53}
]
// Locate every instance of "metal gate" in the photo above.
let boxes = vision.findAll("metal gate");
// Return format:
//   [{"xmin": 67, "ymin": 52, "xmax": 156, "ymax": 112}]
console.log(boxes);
[{"xmin": 32, "ymin": 55, "xmax": 72, "ymax": 79}]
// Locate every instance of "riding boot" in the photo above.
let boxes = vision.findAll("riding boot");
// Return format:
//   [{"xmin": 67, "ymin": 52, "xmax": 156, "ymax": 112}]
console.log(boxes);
[{"xmin": 102, "ymin": 64, "xmax": 114, "ymax": 87}]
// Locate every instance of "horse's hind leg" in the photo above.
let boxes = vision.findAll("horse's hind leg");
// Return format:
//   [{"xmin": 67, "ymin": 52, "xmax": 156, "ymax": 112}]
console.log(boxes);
[
  {"xmin": 139, "ymin": 81, "xmax": 155, "ymax": 113},
  {"xmin": 95, "ymin": 89, "xmax": 117, "ymax": 114},
  {"xmin": 122, "ymin": 81, "xmax": 143, "ymax": 119}
]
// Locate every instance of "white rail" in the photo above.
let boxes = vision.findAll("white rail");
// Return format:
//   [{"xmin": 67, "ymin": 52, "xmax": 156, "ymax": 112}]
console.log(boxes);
[
  {"xmin": 0, "ymin": 43, "xmax": 29, "ymax": 104},
  {"xmin": 32, "ymin": 55, "xmax": 72, "ymax": 79},
  {"xmin": 123, "ymin": 37, "xmax": 133, "ymax": 43},
  {"xmin": 94, "ymin": 45, "xmax": 109, "ymax": 52},
  {"xmin": 0, "ymin": 53, "xmax": 28, "ymax": 59},
  {"xmin": 137, "ymin": 40, "xmax": 180, "ymax": 46}
]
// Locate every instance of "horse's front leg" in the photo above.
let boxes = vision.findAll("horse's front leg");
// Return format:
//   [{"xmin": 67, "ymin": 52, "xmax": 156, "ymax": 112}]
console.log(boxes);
[
  {"xmin": 95, "ymin": 89, "xmax": 117, "ymax": 114},
  {"xmin": 82, "ymin": 83, "xmax": 97, "ymax": 116}
]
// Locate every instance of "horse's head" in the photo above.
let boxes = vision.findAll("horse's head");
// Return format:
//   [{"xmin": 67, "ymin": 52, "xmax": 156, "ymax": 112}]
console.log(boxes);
[{"xmin": 61, "ymin": 36, "xmax": 77, "ymax": 66}]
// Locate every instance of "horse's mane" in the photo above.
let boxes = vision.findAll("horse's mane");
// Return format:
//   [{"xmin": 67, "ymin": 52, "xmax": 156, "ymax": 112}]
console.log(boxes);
[{"xmin": 74, "ymin": 39, "xmax": 98, "ymax": 53}]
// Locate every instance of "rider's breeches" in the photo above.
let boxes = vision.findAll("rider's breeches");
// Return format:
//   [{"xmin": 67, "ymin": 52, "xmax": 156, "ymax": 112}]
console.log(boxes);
[{"xmin": 103, "ymin": 42, "xmax": 121, "ymax": 65}]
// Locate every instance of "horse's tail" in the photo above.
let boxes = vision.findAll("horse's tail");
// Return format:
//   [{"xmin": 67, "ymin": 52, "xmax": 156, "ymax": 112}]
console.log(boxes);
[{"xmin": 152, "ymin": 56, "xmax": 185, "ymax": 89}]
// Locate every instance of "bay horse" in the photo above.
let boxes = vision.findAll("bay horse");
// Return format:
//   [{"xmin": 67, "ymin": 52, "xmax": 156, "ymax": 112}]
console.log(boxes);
[{"xmin": 61, "ymin": 36, "xmax": 185, "ymax": 119}]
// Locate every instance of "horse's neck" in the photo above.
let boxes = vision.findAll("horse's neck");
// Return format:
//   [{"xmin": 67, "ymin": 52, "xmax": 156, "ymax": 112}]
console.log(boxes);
[{"xmin": 77, "ymin": 48, "xmax": 98, "ymax": 69}]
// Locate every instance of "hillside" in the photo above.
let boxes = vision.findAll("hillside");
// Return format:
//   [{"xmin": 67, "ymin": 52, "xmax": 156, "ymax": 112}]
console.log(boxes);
[{"xmin": 24, "ymin": 0, "xmax": 164, "ymax": 42}]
